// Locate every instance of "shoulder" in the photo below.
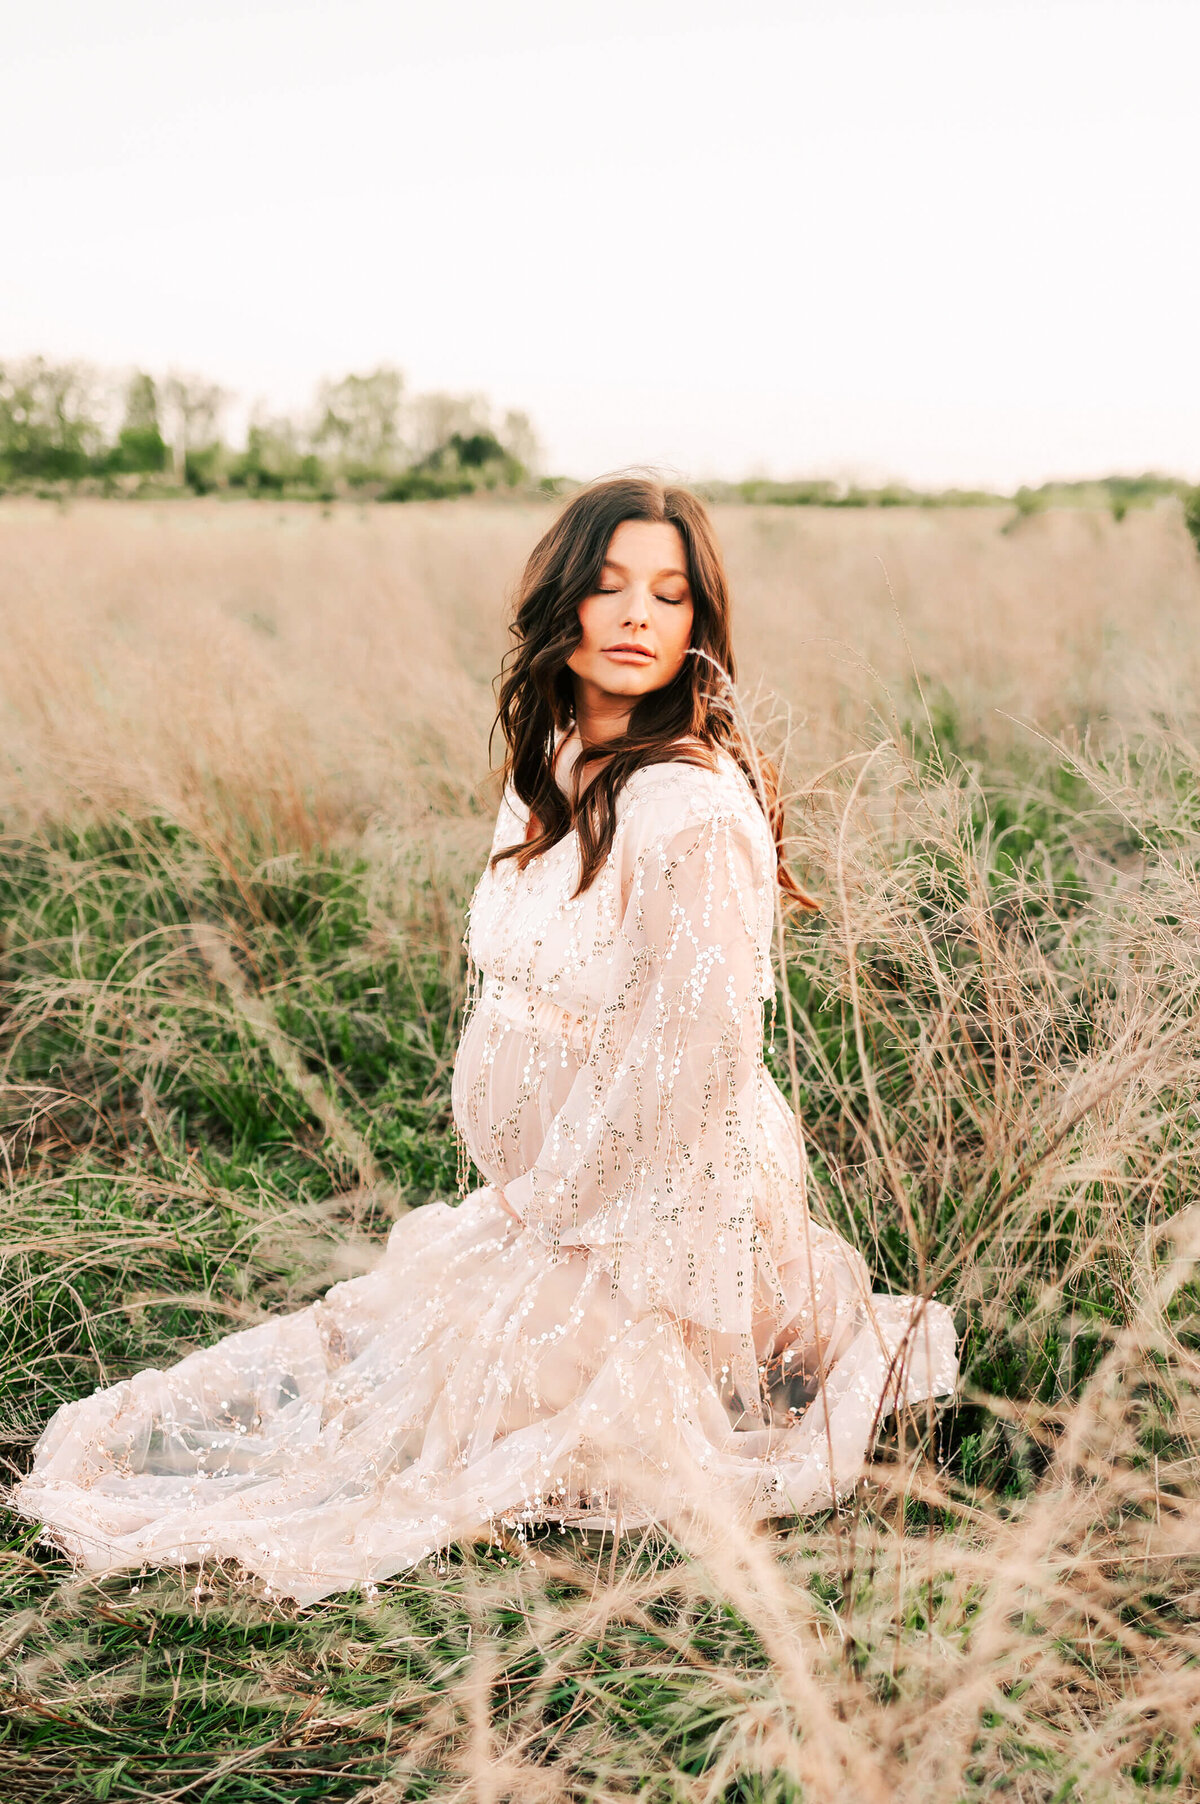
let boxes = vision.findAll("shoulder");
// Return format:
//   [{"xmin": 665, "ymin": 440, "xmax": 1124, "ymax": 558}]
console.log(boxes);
[
  {"xmin": 617, "ymin": 748, "xmax": 772, "ymax": 873},
  {"xmin": 621, "ymin": 743, "xmax": 759, "ymax": 823},
  {"xmin": 491, "ymin": 784, "xmax": 528, "ymax": 853}
]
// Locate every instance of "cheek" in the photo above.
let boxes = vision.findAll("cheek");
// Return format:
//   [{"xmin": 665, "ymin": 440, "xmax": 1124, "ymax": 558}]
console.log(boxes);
[
  {"xmin": 666, "ymin": 606, "xmax": 695, "ymax": 665},
  {"xmin": 574, "ymin": 595, "xmax": 607, "ymax": 653}
]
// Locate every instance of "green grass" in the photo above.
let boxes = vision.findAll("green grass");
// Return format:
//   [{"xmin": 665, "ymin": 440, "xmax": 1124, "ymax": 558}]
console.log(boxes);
[{"xmin": 3, "ymin": 733, "xmax": 1200, "ymax": 1800}]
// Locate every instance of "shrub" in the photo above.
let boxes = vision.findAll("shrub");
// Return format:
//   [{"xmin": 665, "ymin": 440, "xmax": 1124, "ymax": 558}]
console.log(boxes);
[{"xmin": 1184, "ymin": 485, "xmax": 1200, "ymax": 556}]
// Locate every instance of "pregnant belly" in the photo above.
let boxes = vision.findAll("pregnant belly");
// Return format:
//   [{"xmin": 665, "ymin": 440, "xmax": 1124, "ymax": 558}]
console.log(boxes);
[{"xmin": 450, "ymin": 994, "xmax": 586, "ymax": 1191}]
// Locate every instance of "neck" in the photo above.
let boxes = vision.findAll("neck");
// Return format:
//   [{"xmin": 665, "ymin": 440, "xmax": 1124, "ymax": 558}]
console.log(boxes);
[{"xmin": 570, "ymin": 678, "xmax": 633, "ymax": 748}]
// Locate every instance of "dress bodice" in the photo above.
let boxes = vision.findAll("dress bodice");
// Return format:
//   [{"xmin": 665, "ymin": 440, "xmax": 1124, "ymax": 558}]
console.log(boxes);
[{"xmin": 465, "ymin": 749, "xmax": 777, "ymax": 1037}]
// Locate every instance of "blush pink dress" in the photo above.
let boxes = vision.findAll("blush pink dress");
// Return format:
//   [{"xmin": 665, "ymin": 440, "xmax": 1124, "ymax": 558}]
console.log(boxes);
[{"xmin": 13, "ymin": 742, "xmax": 956, "ymax": 1604}]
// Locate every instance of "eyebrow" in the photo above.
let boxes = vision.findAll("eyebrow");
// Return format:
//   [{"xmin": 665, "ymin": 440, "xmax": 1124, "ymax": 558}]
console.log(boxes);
[{"xmin": 602, "ymin": 558, "xmax": 691, "ymax": 582}]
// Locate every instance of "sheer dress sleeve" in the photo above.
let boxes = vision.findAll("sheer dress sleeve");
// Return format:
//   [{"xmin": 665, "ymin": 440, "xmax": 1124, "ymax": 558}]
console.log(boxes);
[{"xmin": 501, "ymin": 785, "xmax": 773, "ymax": 1358}]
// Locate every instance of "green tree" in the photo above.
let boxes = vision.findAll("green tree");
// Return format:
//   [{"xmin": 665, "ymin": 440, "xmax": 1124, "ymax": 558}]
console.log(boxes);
[
  {"xmin": 229, "ymin": 412, "xmax": 321, "ymax": 493},
  {"xmin": 0, "ymin": 356, "xmax": 104, "ymax": 481},
  {"xmin": 111, "ymin": 371, "xmax": 167, "ymax": 474},
  {"xmin": 407, "ymin": 390, "xmax": 491, "ymax": 465},
  {"xmin": 162, "ymin": 372, "xmax": 226, "ymax": 487},
  {"xmin": 314, "ymin": 366, "xmax": 404, "ymax": 480},
  {"xmin": 1184, "ymin": 486, "xmax": 1200, "ymax": 557},
  {"xmin": 501, "ymin": 408, "xmax": 540, "ymax": 476},
  {"xmin": 123, "ymin": 370, "xmax": 159, "ymax": 434},
  {"xmin": 384, "ymin": 417, "xmax": 528, "ymax": 502}
]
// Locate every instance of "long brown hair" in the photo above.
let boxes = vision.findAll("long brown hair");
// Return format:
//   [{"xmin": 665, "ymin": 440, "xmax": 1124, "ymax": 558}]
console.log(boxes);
[{"xmin": 491, "ymin": 476, "xmax": 816, "ymax": 910}]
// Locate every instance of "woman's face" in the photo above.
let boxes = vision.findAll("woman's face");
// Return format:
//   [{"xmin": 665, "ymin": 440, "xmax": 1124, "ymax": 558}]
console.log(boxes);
[{"xmin": 566, "ymin": 519, "xmax": 695, "ymax": 719}]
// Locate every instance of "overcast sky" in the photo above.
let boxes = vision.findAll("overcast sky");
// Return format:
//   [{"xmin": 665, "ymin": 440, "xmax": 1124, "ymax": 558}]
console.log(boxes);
[{"xmin": 3, "ymin": 0, "xmax": 1196, "ymax": 486}]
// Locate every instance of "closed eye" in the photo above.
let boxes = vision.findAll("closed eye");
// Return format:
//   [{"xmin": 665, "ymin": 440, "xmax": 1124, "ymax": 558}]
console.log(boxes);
[{"xmin": 595, "ymin": 587, "xmax": 688, "ymax": 603}]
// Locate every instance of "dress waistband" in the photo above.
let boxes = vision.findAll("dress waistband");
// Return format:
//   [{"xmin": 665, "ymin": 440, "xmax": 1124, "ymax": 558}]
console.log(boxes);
[{"xmin": 482, "ymin": 977, "xmax": 592, "ymax": 1056}]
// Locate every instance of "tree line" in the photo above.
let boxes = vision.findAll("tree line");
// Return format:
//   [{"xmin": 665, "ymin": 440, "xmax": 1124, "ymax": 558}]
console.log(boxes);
[
  {"xmin": 699, "ymin": 472, "xmax": 1200, "ymax": 541},
  {"xmin": 0, "ymin": 357, "xmax": 541, "ymax": 500},
  {"xmin": 2, "ymin": 354, "xmax": 1197, "ymax": 545}
]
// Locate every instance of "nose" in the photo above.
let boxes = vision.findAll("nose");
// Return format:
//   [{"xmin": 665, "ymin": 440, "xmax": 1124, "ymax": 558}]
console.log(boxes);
[{"xmin": 622, "ymin": 586, "xmax": 651, "ymax": 628}]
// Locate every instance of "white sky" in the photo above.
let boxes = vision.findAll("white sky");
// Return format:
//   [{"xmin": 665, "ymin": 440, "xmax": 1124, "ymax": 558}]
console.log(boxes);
[{"xmin": 2, "ymin": 0, "xmax": 1197, "ymax": 486}]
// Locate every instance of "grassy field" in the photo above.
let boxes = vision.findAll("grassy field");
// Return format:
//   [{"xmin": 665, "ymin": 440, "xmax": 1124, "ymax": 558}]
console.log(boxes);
[{"xmin": 3, "ymin": 495, "xmax": 1200, "ymax": 1801}]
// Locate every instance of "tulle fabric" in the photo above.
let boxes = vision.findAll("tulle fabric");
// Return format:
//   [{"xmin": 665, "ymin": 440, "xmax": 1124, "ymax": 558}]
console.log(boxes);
[{"xmin": 12, "ymin": 744, "xmax": 957, "ymax": 1604}]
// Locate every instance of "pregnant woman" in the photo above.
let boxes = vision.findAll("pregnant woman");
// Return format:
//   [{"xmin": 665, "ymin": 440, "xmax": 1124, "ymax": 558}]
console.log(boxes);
[{"xmin": 13, "ymin": 477, "xmax": 956, "ymax": 1604}]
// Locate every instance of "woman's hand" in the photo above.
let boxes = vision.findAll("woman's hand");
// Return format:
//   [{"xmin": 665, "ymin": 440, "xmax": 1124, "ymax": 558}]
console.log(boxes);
[{"xmin": 494, "ymin": 1186, "xmax": 522, "ymax": 1224}]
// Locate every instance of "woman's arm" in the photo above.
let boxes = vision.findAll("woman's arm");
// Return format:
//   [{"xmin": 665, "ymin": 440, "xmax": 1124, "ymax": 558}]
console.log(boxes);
[{"xmin": 500, "ymin": 803, "xmax": 768, "ymax": 1340}]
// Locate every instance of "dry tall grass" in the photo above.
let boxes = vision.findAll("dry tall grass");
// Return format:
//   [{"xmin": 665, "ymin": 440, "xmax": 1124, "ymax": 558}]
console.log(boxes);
[
  {"xmin": 2, "ymin": 495, "xmax": 1196, "ymax": 849},
  {"xmin": 3, "ymin": 495, "xmax": 1200, "ymax": 1801}
]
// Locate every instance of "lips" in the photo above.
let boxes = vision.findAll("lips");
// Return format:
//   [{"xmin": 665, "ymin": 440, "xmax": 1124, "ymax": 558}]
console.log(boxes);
[{"xmin": 603, "ymin": 643, "xmax": 655, "ymax": 661}]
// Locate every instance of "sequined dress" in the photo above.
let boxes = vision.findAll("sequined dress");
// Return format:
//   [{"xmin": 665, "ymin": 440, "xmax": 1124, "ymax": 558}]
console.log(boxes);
[{"xmin": 13, "ymin": 742, "xmax": 957, "ymax": 1604}]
